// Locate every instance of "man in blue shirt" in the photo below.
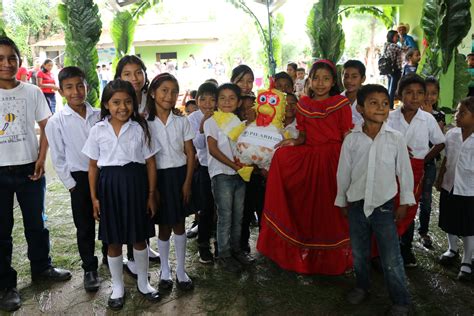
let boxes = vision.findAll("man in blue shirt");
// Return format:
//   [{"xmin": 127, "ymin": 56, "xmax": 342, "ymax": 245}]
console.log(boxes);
[{"xmin": 398, "ymin": 23, "xmax": 417, "ymax": 49}]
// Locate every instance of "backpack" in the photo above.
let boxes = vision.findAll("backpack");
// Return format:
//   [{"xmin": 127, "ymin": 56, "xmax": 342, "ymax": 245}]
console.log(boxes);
[{"xmin": 378, "ymin": 44, "xmax": 395, "ymax": 75}]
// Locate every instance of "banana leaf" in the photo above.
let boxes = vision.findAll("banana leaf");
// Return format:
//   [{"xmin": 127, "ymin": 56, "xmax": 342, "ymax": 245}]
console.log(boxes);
[
  {"xmin": 59, "ymin": 1, "xmax": 102, "ymax": 107},
  {"xmin": 452, "ymin": 50, "xmax": 470, "ymax": 107},
  {"xmin": 111, "ymin": 11, "xmax": 137, "ymax": 61},
  {"xmin": 439, "ymin": 0, "xmax": 471, "ymax": 72},
  {"xmin": 421, "ymin": 0, "xmax": 444, "ymax": 45}
]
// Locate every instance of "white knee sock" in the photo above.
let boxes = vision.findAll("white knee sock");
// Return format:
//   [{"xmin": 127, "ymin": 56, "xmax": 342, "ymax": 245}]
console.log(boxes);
[
  {"xmin": 108, "ymin": 255, "xmax": 124, "ymax": 299},
  {"xmin": 174, "ymin": 233, "xmax": 190, "ymax": 282},
  {"xmin": 443, "ymin": 234, "xmax": 459, "ymax": 257},
  {"xmin": 157, "ymin": 238, "xmax": 171, "ymax": 280},
  {"xmin": 461, "ymin": 236, "xmax": 474, "ymax": 273},
  {"xmin": 134, "ymin": 247, "xmax": 156, "ymax": 294}
]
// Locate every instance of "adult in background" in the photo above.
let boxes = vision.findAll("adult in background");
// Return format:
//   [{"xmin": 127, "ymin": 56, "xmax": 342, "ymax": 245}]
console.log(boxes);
[
  {"xmin": 0, "ymin": 36, "xmax": 71, "ymax": 313},
  {"xmin": 397, "ymin": 23, "xmax": 417, "ymax": 49},
  {"xmin": 384, "ymin": 30, "xmax": 405, "ymax": 109},
  {"xmin": 37, "ymin": 59, "xmax": 59, "ymax": 113}
]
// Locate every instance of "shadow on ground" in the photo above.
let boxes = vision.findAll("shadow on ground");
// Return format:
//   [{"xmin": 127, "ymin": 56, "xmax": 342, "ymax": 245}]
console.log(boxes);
[{"xmin": 3, "ymin": 160, "xmax": 474, "ymax": 315}]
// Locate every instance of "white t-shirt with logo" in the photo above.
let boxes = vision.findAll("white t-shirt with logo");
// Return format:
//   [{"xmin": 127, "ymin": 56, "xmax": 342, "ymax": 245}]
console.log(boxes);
[{"xmin": 0, "ymin": 82, "xmax": 51, "ymax": 166}]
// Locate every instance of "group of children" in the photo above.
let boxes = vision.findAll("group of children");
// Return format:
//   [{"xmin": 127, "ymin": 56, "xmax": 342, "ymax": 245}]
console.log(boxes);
[{"xmin": 1, "ymin": 33, "xmax": 473, "ymax": 314}]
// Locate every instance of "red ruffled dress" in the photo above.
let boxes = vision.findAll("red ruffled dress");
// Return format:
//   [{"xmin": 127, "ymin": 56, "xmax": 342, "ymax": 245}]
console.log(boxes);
[{"xmin": 257, "ymin": 94, "xmax": 353, "ymax": 275}]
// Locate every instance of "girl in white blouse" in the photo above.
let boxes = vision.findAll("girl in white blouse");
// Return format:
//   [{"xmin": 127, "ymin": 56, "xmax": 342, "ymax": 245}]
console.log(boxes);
[
  {"xmin": 82, "ymin": 79, "xmax": 160, "ymax": 310},
  {"xmin": 436, "ymin": 97, "xmax": 474, "ymax": 281},
  {"xmin": 146, "ymin": 73, "xmax": 195, "ymax": 291}
]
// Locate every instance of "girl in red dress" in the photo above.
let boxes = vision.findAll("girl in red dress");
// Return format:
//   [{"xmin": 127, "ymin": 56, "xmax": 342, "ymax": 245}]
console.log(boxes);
[{"xmin": 257, "ymin": 60, "xmax": 353, "ymax": 275}]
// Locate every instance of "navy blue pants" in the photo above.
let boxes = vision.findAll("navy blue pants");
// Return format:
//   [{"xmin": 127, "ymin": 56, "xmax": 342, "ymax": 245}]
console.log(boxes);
[{"xmin": 0, "ymin": 162, "xmax": 52, "ymax": 288}]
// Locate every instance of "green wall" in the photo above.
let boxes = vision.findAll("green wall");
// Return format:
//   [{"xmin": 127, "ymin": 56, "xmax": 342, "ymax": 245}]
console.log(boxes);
[{"xmin": 134, "ymin": 44, "xmax": 206, "ymax": 68}]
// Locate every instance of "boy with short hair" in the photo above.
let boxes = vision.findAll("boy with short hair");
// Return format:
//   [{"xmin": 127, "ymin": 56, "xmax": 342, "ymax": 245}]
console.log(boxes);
[
  {"xmin": 274, "ymin": 71, "xmax": 294, "ymax": 94},
  {"xmin": 341, "ymin": 60, "xmax": 366, "ymax": 126},
  {"xmin": 335, "ymin": 84, "xmax": 414, "ymax": 315},
  {"xmin": 45, "ymin": 66, "xmax": 101, "ymax": 292},
  {"xmin": 187, "ymin": 82, "xmax": 218, "ymax": 263},
  {"xmin": 0, "ymin": 36, "xmax": 71, "ymax": 313},
  {"xmin": 387, "ymin": 73, "xmax": 445, "ymax": 268}
]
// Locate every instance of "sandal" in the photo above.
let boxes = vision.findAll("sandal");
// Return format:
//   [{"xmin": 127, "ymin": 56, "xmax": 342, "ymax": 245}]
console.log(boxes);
[
  {"xmin": 439, "ymin": 249, "xmax": 459, "ymax": 266},
  {"xmin": 457, "ymin": 263, "xmax": 472, "ymax": 282},
  {"xmin": 419, "ymin": 234, "xmax": 433, "ymax": 248}
]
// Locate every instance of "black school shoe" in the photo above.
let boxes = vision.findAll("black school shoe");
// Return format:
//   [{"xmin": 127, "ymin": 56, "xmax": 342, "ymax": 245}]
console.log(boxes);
[
  {"xmin": 0, "ymin": 287, "xmax": 21, "ymax": 312},
  {"xmin": 31, "ymin": 267, "xmax": 72, "ymax": 282},
  {"xmin": 136, "ymin": 286, "xmax": 160, "ymax": 302},
  {"xmin": 84, "ymin": 271, "xmax": 100, "ymax": 292},
  {"xmin": 176, "ymin": 274, "xmax": 194, "ymax": 291},
  {"xmin": 108, "ymin": 292, "xmax": 126, "ymax": 311},
  {"xmin": 439, "ymin": 249, "xmax": 459, "ymax": 266},
  {"xmin": 457, "ymin": 263, "xmax": 472, "ymax": 282}
]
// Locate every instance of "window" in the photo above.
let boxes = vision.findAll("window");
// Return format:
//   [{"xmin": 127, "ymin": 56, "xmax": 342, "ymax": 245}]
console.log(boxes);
[{"xmin": 156, "ymin": 52, "xmax": 177, "ymax": 61}]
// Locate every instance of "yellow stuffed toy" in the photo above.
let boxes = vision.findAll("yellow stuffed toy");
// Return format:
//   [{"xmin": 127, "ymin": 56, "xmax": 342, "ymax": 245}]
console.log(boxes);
[{"xmin": 236, "ymin": 87, "xmax": 287, "ymax": 171}]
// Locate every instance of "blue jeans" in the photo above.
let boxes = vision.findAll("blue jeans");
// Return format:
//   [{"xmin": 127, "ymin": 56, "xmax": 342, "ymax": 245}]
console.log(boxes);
[
  {"xmin": 388, "ymin": 70, "xmax": 401, "ymax": 109},
  {"xmin": 211, "ymin": 174, "xmax": 245, "ymax": 258},
  {"xmin": 418, "ymin": 161, "xmax": 436, "ymax": 235},
  {"xmin": 0, "ymin": 163, "xmax": 52, "ymax": 288},
  {"xmin": 348, "ymin": 199, "xmax": 410, "ymax": 306}
]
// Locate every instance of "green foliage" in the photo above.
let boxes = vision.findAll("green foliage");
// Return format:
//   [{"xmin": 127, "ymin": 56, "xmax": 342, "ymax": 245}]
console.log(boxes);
[
  {"xmin": 420, "ymin": 0, "xmax": 471, "ymax": 76},
  {"xmin": 0, "ymin": 2, "xmax": 6, "ymax": 37},
  {"xmin": 452, "ymin": 50, "xmax": 470, "ymax": 107},
  {"xmin": 342, "ymin": 6, "xmax": 396, "ymax": 29},
  {"xmin": 306, "ymin": 0, "xmax": 345, "ymax": 64},
  {"xmin": 58, "ymin": 1, "xmax": 102, "ymax": 107}
]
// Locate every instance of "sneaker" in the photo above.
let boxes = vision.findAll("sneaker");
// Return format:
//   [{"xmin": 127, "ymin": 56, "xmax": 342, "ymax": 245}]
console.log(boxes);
[
  {"xmin": 401, "ymin": 248, "xmax": 417, "ymax": 268},
  {"xmin": 217, "ymin": 256, "xmax": 242, "ymax": 273},
  {"xmin": 419, "ymin": 233, "xmax": 433, "ymax": 248},
  {"xmin": 232, "ymin": 251, "xmax": 255, "ymax": 266},
  {"xmin": 198, "ymin": 247, "xmax": 214, "ymax": 264},
  {"xmin": 346, "ymin": 288, "xmax": 368, "ymax": 305}
]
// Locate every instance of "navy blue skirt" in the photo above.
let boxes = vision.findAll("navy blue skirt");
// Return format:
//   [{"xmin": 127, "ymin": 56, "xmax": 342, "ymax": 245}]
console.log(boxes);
[
  {"xmin": 439, "ymin": 189, "xmax": 474, "ymax": 236},
  {"xmin": 98, "ymin": 163, "xmax": 155, "ymax": 244},
  {"xmin": 155, "ymin": 165, "xmax": 191, "ymax": 225}
]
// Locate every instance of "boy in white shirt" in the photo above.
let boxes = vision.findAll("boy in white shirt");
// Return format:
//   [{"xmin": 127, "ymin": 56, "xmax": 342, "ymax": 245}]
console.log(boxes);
[
  {"xmin": 387, "ymin": 73, "xmax": 445, "ymax": 268},
  {"xmin": 45, "ymin": 66, "xmax": 101, "ymax": 292},
  {"xmin": 0, "ymin": 37, "xmax": 71, "ymax": 313},
  {"xmin": 341, "ymin": 60, "xmax": 366, "ymax": 126},
  {"xmin": 336, "ymin": 84, "xmax": 414, "ymax": 315}
]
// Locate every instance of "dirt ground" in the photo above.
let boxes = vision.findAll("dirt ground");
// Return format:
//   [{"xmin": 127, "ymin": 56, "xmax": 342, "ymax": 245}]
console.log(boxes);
[{"xmin": 2, "ymin": 157, "xmax": 474, "ymax": 315}]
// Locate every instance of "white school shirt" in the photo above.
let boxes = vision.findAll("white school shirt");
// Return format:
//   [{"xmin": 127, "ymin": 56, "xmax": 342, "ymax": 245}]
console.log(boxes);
[
  {"xmin": 284, "ymin": 119, "xmax": 299, "ymax": 139},
  {"xmin": 139, "ymin": 91, "xmax": 147, "ymax": 114},
  {"xmin": 203, "ymin": 116, "xmax": 238, "ymax": 178},
  {"xmin": 441, "ymin": 127, "xmax": 474, "ymax": 196},
  {"xmin": 335, "ymin": 123, "xmax": 415, "ymax": 217},
  {"xmin": 341, "ymin": 91, "xmax": 363, "ymax": 127},
  {"xmin": 387, "ymin": 108, "xmax": 445, "ymax": 159},
  {"xmin": 0, "ymin": 82, "xmax": 51, "ymax": 166},
  {"xmin": 45, "ymin": 103, "xmax": 100, "ymax": 189},
  {"xmin": 82, "ymin": 118, "xmax": 158, "ymax": 167},
  {"xmin": 148, "ymin": 112, "xmax": 194, "ymax": 169},
  {"xmin": 188, "ymin": 109, "xmax": 208, "ymax": 166}
]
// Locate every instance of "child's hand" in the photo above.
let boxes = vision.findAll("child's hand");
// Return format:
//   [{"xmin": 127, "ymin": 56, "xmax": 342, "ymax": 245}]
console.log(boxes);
[
  {"xmin": 29, "ymin": 159, "xmax": 45, "ymax": 181},
  {"xmin": 92, "ymin": 198, "xmax": 100, "ymax": 221},
  {"xmin": 395, "ymin": 205, "xmax": 408, "ymax": 222},
  {"xmin": 340, "ymin": 207, "xmax": 349, "ymax": 218},
  {"xmin": 434, "ymin": 178, "xmax": 443, "ymax": 192},
  {"xmin": 147, "ymin": 194, "xmax": 156, "ymax": 219},
  {"xmin": 275, "ymin": 139, "xmax": 297, "ymax": 148},
  {"xmin": 182, "ymin": 182, "xmax": 192, "ymax": 205}
]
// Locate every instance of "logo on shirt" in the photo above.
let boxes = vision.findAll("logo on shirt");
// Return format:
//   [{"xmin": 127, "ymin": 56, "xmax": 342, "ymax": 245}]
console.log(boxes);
[{"xmin": 0, "ymin": 99, "xmax": 27, "ymax": 143}]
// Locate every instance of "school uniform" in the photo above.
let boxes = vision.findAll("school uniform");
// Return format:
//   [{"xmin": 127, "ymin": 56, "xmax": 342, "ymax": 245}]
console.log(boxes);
[
  {"xmin": 45, "ymin": 103, "xmax": 100, "ymax": 272},
  {"xmin": 439, "ymin": 128, "xmax": 474, "ymax": 236},
  {"xmin": 82, "ymin": 118, "xmax": 158, "ymax": 244},
  {"xmin": 148, "ymin": 112, "xmax": 194, "ymax": 225},
  {"xmin": 341, "ymin": 91, "xmax": 363, "ymax": 126},
  {"xmin": 138, "ymin": 91, "xmax": 147, "ymax": 115},
  {"xmin": 387, "ymin": 108, "xmax": 445, "ymax": 239},
  {"xmin": 188, "ymin": 110, "xmax": 214, "ymax": 247},
  {"xmin": 335, "ymin": 122, "xmax": 414, "ymax": 307},
  {"xmin": 283, "ymin": 119, "xmax": 299, "ymax": 139}
]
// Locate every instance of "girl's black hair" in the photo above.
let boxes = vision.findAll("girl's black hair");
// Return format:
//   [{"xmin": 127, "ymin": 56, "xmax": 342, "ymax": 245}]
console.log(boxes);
[
  {"xmin": 146, "ymin": 73, "xmax": 181, "ymax": 121},
  {"xmin": 114, "ymin": 55, "xmax": 149, "ymax": 93},
  {"xmin": 307, "ymin": 62, "xmax": 340, "ymax": 98},
  {"xmin": 100, "ymin": 79, "xmax": 151, "ymax": 146},
  {"xmin": 41, "ymin": 59, "xmax": 53, "ymax": 73},
  {"xmin": 287, "ymin": 62, "xmax": 297, "ymax": 71},
  {"xmin": 459, "ymin": 96, "xmax": 474, "ymax": 114},
  {"xmin": 231, "ymin": 65, "xmax": 254, "ymax": 83},
  {"xmin": 217, "ymin": 83, "xmax": 242, "ymax": 101},
  {"xmin": 396, "ymin": 73, "xmax": 426, "ymax": 98},
  {"xmin": 0, "ymin": 37, "xmax": 22, "ymax": 66},
  {"xmin": 386, "ymin": 30, "xmax": 398, "ymax": 43},
  {"xmin": 425, "ymin": 76, "xmax": 440, "ymax": 110}
]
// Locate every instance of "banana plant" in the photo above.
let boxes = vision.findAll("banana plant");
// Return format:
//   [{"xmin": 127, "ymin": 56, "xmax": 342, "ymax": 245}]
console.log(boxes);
[
  {"xmin": 306, "ymin": 0, "xmax": 345, "ymax": 64},
  {"xmin": 110, "ymin": 0, "xmax": 160, "ymax": 68},
  {"xmin": 58, "ymin": 0, "xmax": 102, "ymax": 107}
]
